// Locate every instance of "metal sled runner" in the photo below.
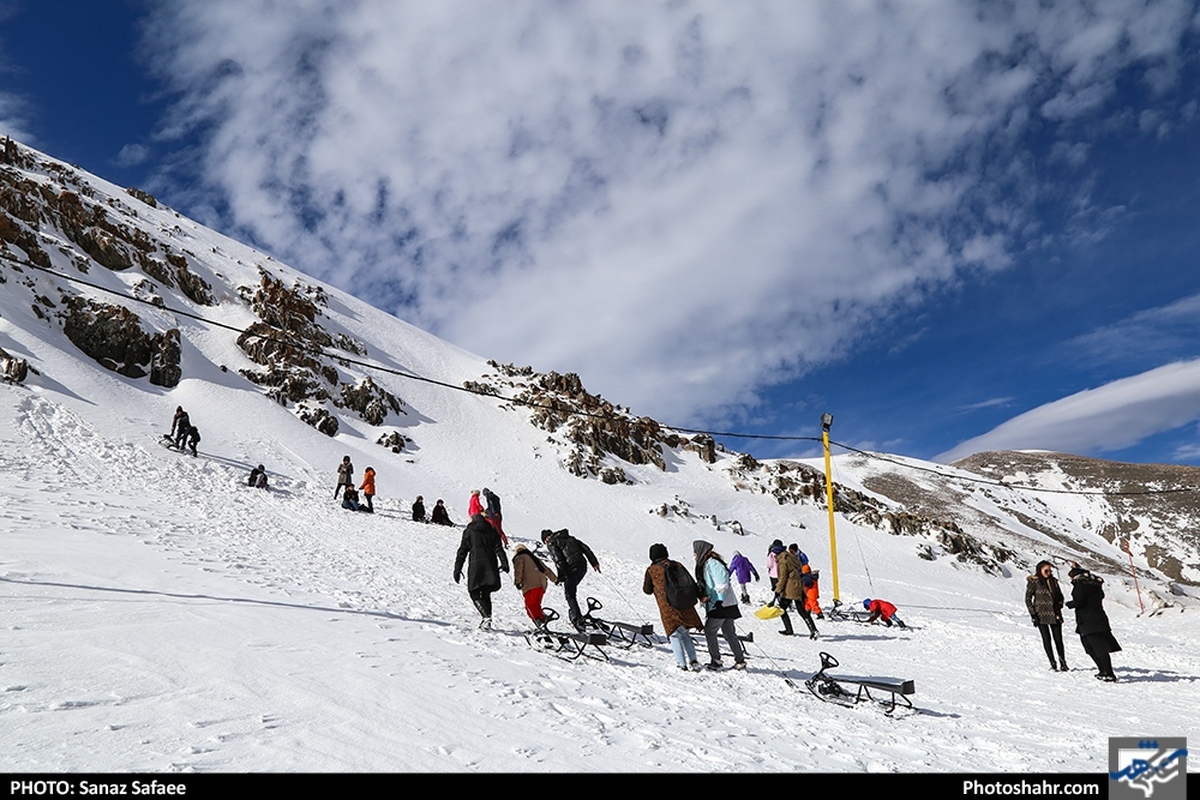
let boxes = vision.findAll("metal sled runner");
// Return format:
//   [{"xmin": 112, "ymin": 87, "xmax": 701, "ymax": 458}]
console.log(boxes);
[
  {"xmin": 581, "ymin": 597, "xmax": 655, "ymax": 649},
  {"xmin": 524, "ymin": 608, "xmax": 610, "ymax": 662},
  {"xmin": 805, "ymin": 651, "xmax": 916, "ymax": 714}
]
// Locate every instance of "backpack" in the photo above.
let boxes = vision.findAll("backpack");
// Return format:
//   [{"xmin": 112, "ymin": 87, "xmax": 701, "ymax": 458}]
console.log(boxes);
[{"xmin": 663, "ymin": 560, "xmax": 700, "ymax": 610}]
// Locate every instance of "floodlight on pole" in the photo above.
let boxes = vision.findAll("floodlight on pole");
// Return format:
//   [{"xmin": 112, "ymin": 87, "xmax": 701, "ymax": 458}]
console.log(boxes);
[{"xmin": 821, "ymin": 413, "xmax": 840, "ymax": 602}]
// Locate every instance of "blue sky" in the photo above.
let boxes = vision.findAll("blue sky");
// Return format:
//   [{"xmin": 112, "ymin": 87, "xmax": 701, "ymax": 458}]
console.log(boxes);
[{"xmin": 4, "ymin": 1, "xmax": 1200, "ymax": 466}]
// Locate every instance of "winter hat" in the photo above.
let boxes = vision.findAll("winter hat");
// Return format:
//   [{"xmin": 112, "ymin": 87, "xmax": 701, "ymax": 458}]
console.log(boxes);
[
  {"xmin": 540, "ymin": 529, "xmax": 554, "ymax": 543},
  {"xmin": 693, "ymin": 540, "xmax": 713, "ymax": 561},
  {"xmin": 862, "ymin": 598, "xmax": 872, "ymax": 609},
  {"xmin": 649, "ymin": 543, "xmax": 669, "ymax": 561},
  {"xmin": 770, "ymin": 544, "xmax": 785, "ymax": 555},
  {"xmin": 770, "ymin": 539, "xmax": 783, "ymax": 549},
  {"xmin": 1069, "ymin": 566, "xmax": 1089, "ymax": 579}
]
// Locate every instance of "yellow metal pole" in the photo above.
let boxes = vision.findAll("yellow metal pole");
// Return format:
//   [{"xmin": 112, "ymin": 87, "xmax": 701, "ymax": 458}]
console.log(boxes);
[{"xmin": 821, "ymin": 418, "xmax": 840, "ymax": 603}]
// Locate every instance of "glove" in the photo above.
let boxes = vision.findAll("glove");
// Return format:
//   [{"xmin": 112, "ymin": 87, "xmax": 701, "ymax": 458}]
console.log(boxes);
[
  {"xmin": 1031, "ymin": 617, "xmax": 1039, "ymax": 628},
  {"xmin": 453, "ymin": 571, "xmax": 462, "ymax": 584}
]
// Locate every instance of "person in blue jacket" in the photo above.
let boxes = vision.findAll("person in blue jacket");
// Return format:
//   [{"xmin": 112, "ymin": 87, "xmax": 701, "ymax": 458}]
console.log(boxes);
[{"xmin": 694, "ymin": 540, "xmax": 746, "ymax": 670}]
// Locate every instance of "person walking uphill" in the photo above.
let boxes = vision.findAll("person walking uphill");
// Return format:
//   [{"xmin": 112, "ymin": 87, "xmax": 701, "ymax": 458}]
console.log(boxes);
[
  {"xmin": 695, "ymin": 540, "xmax": 746, "ymax": 670},
  {"xmin": 728, "ymin": 551, "xmax": 759, "ymax": 604},
  {"xmin": 643, "ymin": 543, "xmax": 703, "ymax": 671},
  {"xmin": 1026, "ymin": 560, "xmax": 1068, "ymax": 672},
  {"xmin": 454, "ymin": 513, "xmax": 509, "ymax": 630},
  {"xmin": 773, "ymin": 543, "xmax": 819, "ymax": 639},
  {"xmin": 1066, "ymin": 563, "xmax": 1121, "ymax": 682},
  {"xmin": 481, "ymin": 487, "xmax": 507, "ymax": 547},
  {"xmin": 542, "ymin": 528, "xmax": 601, "ymax": 632},
  {"xmin": 512, "ymin": 544, "xmax": 557, "ymax": 628}
]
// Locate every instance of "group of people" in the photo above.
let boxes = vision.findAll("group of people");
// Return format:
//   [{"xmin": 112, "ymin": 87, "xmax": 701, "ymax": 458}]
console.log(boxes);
[
  {"xmin": 246, "ymin": 438, "xmax": 1122, "ymax": 684},
  {"xmin": 644, "ymin": 540, "xmax": 747, "ymax": 670},
  {"xmin": 329, "ymin": 456, "xmax": 455, "ymax": 524},
  {"xmin": 169, "ymin": 406, "xmax": 201, "ymax": 457},
  {"xmin": 454, "ymin": 517, "xmax": 601, "ymax": 632},
  {"xmin": 1026, "ymin": 559, "xmax": 1121, "ymax": 681}
]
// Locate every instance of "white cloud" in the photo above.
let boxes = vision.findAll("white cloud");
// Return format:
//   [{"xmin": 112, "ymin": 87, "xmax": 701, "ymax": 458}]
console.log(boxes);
[
  {"xmin": 938, "ymin": 359, "xmax": 1200, "ymax": 461},
  {"xmin": 139, "ymin": 1, "xmax": 1195, "ymax": 423}
]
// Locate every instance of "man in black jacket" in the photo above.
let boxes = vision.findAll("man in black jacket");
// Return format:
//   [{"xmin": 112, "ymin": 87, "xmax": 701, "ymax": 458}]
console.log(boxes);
[{"xmin": 541, "ymin": 528, "xmax": 601, "ymax": 632}]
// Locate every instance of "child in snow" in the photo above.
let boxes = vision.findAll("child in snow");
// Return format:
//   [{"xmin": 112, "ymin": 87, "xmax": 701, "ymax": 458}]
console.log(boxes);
[{"xmin": 863, "ymin": 598, "xmax": 907, "ymax": 628}]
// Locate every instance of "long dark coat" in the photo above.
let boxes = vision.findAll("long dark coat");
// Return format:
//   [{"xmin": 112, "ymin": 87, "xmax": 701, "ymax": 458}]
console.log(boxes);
[
  {"xmin": 643, "ymin": 559, "xmax": 703, "ymax": 635},
  {"xmin": 454, "ymin": 515, "xmax": 508, "ymax": 593},
  {"xmin": 1068, "ymin": 574, "xmax": 1121, "ymax": 652}
]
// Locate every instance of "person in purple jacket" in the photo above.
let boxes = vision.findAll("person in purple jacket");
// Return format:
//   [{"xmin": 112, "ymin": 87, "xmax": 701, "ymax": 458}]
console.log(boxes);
[{"xmin": 728, "ymin": 551, "xmax": 760, "ymax": 604}]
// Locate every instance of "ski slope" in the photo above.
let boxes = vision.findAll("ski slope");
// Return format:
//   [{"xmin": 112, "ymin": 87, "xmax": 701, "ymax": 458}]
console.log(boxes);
[{"xmin": 1, "ymin": 141, "xmax": 1196, "ymax": 772}]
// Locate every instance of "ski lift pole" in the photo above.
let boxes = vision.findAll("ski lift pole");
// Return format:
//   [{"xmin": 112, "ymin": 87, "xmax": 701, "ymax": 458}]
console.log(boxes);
[
  {"xmin": 821, "ymin": 413, "xmax": 840, "ymax": 603},
  {"xmin": 1126, "ymin": 539, "xmax": 1144, "ymax": 613}
]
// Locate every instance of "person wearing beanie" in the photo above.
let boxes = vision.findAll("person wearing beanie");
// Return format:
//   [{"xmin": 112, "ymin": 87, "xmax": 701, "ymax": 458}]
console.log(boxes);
[
  {"xmin": 1065, "ymin": 563, "xmax": 1121, "ymax": 682},
  {"xmin": 862, "ymin": 598, "xmax": 907, "ymax": 628},
  {"xmin": 643, "ymin": 543, "xmax": 703, "ymax": 671}
]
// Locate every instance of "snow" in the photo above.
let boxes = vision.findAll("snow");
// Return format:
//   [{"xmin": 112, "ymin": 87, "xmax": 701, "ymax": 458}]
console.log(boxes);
[{"xmin": 1, "ymin": 145, "xmax": 1197, "ymax": 773}]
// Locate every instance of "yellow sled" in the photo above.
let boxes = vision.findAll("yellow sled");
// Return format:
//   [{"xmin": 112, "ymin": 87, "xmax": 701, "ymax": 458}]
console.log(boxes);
[{"xmin": 754, "ymin": 604, "xmax": 784, "ymax": 620}]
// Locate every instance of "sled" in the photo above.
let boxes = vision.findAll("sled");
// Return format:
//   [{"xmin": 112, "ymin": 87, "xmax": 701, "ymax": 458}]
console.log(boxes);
[
  {"xmin": 581, "ymin": 597, "xmax": 655, "ymax": 649},
  {"xmin": 754, "ymin": 604, "xmax": 784, "ymax": 620},
  {"xmin": 524, "ymin": 608, "xmax": 610, "ymax": 662},
  {"xmin": 804, "ymin": 651, "xmax": 915, "ymax": 714}
]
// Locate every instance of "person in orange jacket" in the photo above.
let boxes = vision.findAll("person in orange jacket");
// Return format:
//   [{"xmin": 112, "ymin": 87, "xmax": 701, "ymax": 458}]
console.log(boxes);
[
  {"xmin": 359, "ymin": 466, "xmax": 376, "ymax": 513},
  {"xmin": 801, "ymin": 564, "xmax": 823, "ymax": 619}
]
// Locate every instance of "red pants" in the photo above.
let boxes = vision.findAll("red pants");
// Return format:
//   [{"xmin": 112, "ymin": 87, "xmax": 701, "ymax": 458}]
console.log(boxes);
[
  {"xmin": 523, "ymin": 587, "xmax": 545, "ymax": 622},
  {"xmin": 487, "ymin": 515, "xmax": 508, "ymax": 547}
]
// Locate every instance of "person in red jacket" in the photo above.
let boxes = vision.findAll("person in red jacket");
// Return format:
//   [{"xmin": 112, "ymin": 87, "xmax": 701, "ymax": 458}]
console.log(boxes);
[{"xmin": 863, "ymin": 598, "xmax": 906, "ymax": 628}]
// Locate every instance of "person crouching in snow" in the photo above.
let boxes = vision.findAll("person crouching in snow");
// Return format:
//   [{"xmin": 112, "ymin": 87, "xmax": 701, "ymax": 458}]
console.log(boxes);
[
  {"xmin": 863, "ymin": 598, "xmax": 907, "ymax": 628},
  {"xmin": 512, "ymin": 544, "xmax": 557, "ymax": 629}
]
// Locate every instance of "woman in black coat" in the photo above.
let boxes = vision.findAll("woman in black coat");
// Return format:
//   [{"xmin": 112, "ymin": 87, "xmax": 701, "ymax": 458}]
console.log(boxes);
[
  {"xmin": 453, "ymin": 513, "xmax": 509, "ymax": 629},
  {"xmin": 1065, "ymin": 563, "xmax": 1121, "ymax": 682}
]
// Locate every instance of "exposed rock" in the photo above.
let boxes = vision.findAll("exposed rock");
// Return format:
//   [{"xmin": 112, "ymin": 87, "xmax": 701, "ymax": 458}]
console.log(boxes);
[
  {"xmin": 61, "ymin": 297, "xmax": 177, "ymax": 384},
  {"xmin": 376, "ymin": 431, "xmax": 408, "ymax": 453},
  {"xmin": 148, "ymin": 329, "xmax": 182, "ymax": 388},
  {"xmin": 125, "ymin": 186, "xmax": 158, "ymax": 208},
  {"xmin": 340, "ymin": 376, "xmax": 403, "ymax": 425},
  {"xmin": 297, "ymin": 402, "xmax": 339, "ymax": 437}
]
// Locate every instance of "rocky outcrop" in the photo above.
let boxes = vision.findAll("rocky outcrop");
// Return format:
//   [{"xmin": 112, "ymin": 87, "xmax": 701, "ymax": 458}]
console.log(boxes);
[
  {"xmin": 61, "ymin": 297, "xmax": 180, "ymax": 386},
  {"xmin": 235, "ymin": 271, "xmax": 401, "ymax": 436},
  {"xmin": 340, "ymin": 376, "xmax": 403, "ymax": 425},
  {"xmin": 466, "ymin": 361, "xmax": 718, "ymax": 481}
]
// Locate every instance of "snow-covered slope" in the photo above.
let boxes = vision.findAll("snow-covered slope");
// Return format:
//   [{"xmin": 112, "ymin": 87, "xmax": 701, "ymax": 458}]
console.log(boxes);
[{"xmin": 1, "ymin": 139, "xmax": 1197, "ymax": 772}]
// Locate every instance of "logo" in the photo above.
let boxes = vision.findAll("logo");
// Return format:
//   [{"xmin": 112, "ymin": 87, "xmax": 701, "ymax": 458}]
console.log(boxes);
[{"xmin": 1109, "ymin": 738, "xmax": 1187, "ymax": 800}]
